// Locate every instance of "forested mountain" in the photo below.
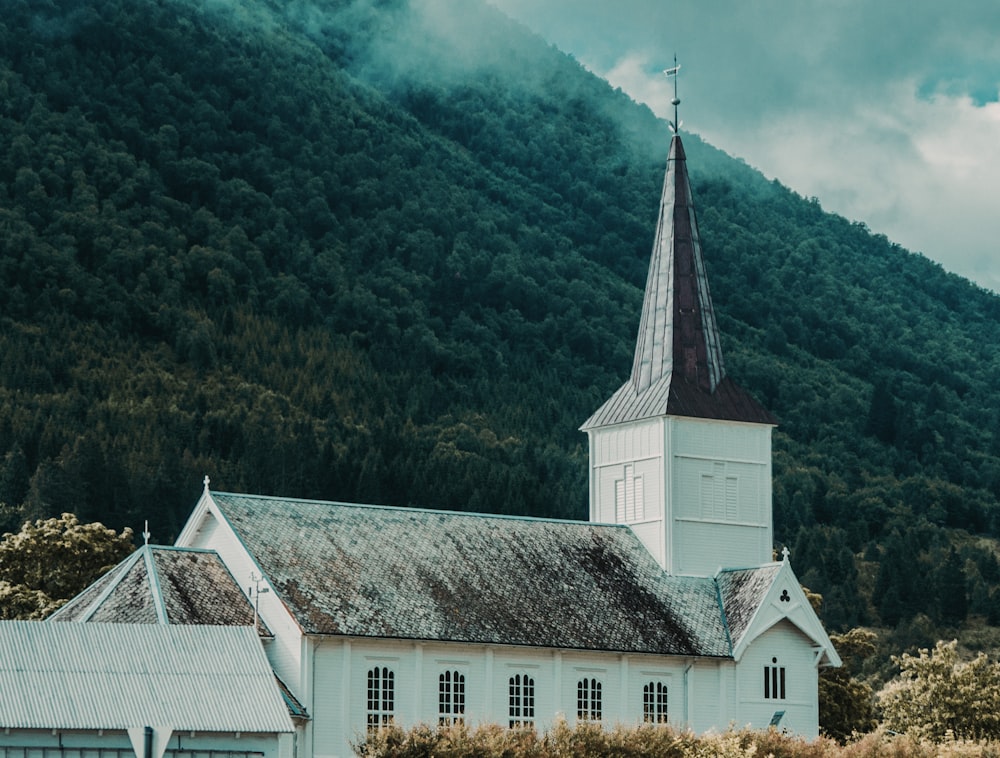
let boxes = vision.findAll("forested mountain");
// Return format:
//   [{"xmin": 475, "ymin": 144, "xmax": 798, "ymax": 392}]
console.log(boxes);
[{"xmin": 2, "ymin": 0, "xmax": 1000, "ymax": 654}]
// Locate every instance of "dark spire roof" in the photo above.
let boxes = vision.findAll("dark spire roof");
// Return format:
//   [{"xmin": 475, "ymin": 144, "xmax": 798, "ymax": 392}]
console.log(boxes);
[
  {"xmin": 583, "ymin": 135, "xmax": 776, "ymax": 429},
  {"xmin": 632, "ymin": 135, "xmax": 724, "ymax": 395}
]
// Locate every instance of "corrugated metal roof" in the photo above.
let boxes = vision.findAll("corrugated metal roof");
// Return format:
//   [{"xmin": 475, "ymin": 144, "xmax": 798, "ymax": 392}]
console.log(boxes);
[
  {"xmin": 208, "ymin": 492, "xmax": 733, "ymax": 657},
  {"xmin": 0, "ymin": 621, "xmax": 294, "ymax": 732},
  {"xmin": 582, "ymin": 135, "xmax": 776, "ymax": 430}
]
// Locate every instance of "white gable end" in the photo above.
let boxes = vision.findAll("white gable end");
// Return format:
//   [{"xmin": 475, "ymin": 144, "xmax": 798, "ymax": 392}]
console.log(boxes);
[
  {"xmin": 175, "ymin": 489, "xmax": 308, "ymax": 696},
  {"xmin": 731, "ymin": 559, "xmax": 841, "ymax": 668},
  {"xmin": 737, "ymin": 620, "xmax": 822, "ymax": 738}
]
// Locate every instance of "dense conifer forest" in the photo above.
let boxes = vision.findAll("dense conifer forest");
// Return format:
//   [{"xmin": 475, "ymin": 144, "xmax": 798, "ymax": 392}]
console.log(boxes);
[{"xmin": 2, "ymin": 0, "xmax": 1000, "ymax": 661}]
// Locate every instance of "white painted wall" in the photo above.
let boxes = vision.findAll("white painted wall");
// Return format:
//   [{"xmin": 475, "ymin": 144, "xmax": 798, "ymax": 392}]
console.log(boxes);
[
  {"xmin": 177, "ymin": 499, "xmax": 306, "ymax": 697},
  {"xmin": 588, "ymin": 416, "xmax": 772, "ymax": 576},
  {"xmin": 309, "ymin": 637, "xmax": 741, "ymax": 758},
  {"xmin": 670, "ymin": 416, "xmax": 772, "ymax": 575},
  {"xmin": 589, "ymin": 418, "xmax": 666, "ymax": 566},
  {"xmin": 735, "ymin": 620, "xmax": 821, "ymax": 738}
]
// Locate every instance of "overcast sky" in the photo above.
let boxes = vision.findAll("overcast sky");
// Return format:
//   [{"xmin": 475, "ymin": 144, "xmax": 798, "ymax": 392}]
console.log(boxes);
[{"xmin": 488, "ymin": 0, "xmax": 1000, "ymax": 294}]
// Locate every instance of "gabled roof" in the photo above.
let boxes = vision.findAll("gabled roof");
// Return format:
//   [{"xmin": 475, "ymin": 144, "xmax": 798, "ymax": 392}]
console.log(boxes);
[
  {"xmin": 716, "ymin": 563, "xmax": 782, "ymax": 649},
  {"xmin": 718, "ymin": 557, "xmax": 841, "ymax": 666},
  {"xmin": 0, "ymin": 621, "xmax": 294, "ymax": 732},
  {"xmin": 582, "ymin": 135, "xmax": 775, "ymax": 430},
  {"xmin": 49, "ymin": 545, "xmax": 270, "ymax": 636},
  {"xmin": 193, "ymin": 491, "xmax": 733, "ymax": 657}
]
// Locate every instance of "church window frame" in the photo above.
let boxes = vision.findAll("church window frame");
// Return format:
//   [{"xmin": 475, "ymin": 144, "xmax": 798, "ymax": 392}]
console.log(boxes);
[
  {"xmin": 615, "ymin": 463, "xmax": 644, "ymax": 522},
  {"xmin": 438, "ymin": 669, "xmax": 466, "ymax": 726},
  {"xmin": 642, "ymin": 680, "xmax": 669, "ymax": 724},
  {"xmin": 764, "ymin": 657, "xmax": 786, "ymax": 700},
  {"xmin": 576, "ymin": 677, "xmax": 603, "ymax": 722},
  {"xmin": 366, "ymin": 666, "xmax": 395, "ymax": 732},
  {"xmin": 700, "ymin": 462, "xmax": 739, "ymax": 521},
  {"xmin": 508, "ymin": 673, "xmax": 536, "ymax": 728}
]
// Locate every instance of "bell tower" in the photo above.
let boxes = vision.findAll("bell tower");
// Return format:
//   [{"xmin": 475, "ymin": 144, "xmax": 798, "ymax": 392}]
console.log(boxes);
[{"xmin": 581, "ymin": 65, "xmax": 776, "ymax": 576}]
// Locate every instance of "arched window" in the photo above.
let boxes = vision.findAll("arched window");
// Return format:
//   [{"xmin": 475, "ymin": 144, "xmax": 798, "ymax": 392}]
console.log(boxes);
[
  {"xmin": 764, "ymin": 657, "xmax": 786, "ymax": 699},
  {"xmin": 576, "ymin": 677, "xmax": 602, "ymax": 721},
  {"xmin": 508, "ymin": 673, "xmax": 535, "ymax": 727},
  {"xmin": 439, "ymin": 669, "xmax": 466, "ymax": 725},
  {"xmin": 642, "ymin": 680, "xmax": 668, "ymax": 724},
  {"xmin": 366, "ymin": 666, "xmax": 395, "ymax": 732}
]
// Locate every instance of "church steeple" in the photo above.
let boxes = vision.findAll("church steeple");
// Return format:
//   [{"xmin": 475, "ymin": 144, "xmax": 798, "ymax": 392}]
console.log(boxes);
[
  {"xmin": 630, "ymin": 134, "xmax": 725, "ymax": 396},
  {"xmin": 582, "ymin": 70, "xmax": 775, "ymax": 576},
  {"xmin": 581, "ymin": 129, "xmax": 774, "ymax": 430}
]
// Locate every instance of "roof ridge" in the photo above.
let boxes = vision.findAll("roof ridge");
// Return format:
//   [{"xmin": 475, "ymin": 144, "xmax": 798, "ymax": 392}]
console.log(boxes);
[
  {"xmin": 147, "ymin": 544, "xmax": 218, "ymax": 554},
  {"xmin": 714, "ymin": 562, "xmax": 783, "ymax": 575},
  {"xmin": 143, "ymin": 545, "xmax": 170, "ymax": 625},
  {"xmin": 76, "ymin": 548, "xmax": 146, "ymax": 623},
  {"xmin": 714, "ymin": 577, "xmax": 735, "ymax": 657},
  {"xmin": 210, "ymin": 491, "xmax": 624, "ymax": 528}
]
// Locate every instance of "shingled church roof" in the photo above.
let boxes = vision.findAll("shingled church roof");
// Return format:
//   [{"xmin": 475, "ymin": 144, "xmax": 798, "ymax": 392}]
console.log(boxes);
[
  {"xmin": 179, "ymin": 490, "xmax": 793, "ymax": 658},
  {"xmin": 49, "ymin": 544, "xmax": 270, "ymax": 636},
  {"xmin": 582, "ymin": 135, "xmax": 775, "ymax": 429}
]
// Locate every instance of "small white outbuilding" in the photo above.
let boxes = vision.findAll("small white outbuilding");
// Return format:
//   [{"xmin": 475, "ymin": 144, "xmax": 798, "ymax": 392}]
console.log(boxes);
[{"xmin": 0, "ymin": 621, "xmax": 295, "ymax": 757}]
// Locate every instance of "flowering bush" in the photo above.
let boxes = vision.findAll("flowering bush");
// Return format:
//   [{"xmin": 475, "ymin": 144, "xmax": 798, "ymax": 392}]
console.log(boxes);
[{"xmin": 356, "ymin": 720, "xmax": 1000, "ymax": 758}]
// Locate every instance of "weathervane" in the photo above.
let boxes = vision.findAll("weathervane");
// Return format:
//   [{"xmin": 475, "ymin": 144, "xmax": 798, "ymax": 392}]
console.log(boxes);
[{"xmin": 664, "ymin": 55, "xmax": 682, "ymax": 133}]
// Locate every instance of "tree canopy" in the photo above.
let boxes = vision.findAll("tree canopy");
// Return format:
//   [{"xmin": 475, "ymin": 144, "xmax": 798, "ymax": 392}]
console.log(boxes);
[
  {"xmin": 0, "ymin": 513, "xmax": 134, "ymax": 619},
  {"xmin": 0, "ymin": 0, "xmax": 998, "ymax": 653},
  {"xmin": 879, "ymin": 640, "xmax": 1000, "ymax": 742}
]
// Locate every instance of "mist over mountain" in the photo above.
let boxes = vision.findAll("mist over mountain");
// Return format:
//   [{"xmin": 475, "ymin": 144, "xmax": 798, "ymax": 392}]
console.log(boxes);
[{"xmin": 1, "ymin": 0, "xmax": 1000, "ymax": 653}]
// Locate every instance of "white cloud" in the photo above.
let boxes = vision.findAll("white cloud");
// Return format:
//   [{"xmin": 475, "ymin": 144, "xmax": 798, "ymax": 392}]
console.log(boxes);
[{"xmin": 489, "ymin": 0, "xmax": 1000, "ymax": 294}]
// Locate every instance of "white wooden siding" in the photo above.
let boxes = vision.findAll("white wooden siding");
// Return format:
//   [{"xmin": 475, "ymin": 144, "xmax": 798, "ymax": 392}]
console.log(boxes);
[
  {"xmin": 674, "ymin": 521, "xmax": 770, "ymax": 576},
  {"xmin": 178, "ymin": 504, "xmax": 305, "ymax": 695},
  {"xmin": 589, "ymin": 420, "xmax": 666, "ymax": 566},
  {"xmin": 0, "ymin": 730, "xmax": 290, "ymax": 758},
  {"xmin": 736, "ymin": 621, "xmax": 820, "ymax": 738},
  {"xmin": 311, "ymin": 640, "xmax": 731, "ymax": 757},
  {"xmin": 588, "ymin": 416, "xmax": 772, "ymax": 576},
  {"xmin": 669, "ymin": 418, "xmax": 772, "ymax": 575},
  {"xmin": 590, "ymin": 420, "xmax": 662, "ymax": 467}
]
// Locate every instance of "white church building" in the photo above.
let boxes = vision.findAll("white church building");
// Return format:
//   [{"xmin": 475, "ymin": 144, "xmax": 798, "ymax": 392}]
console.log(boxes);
[{"xmin": 51, "ymin": 131, "xmax": 840, "ymax": 757}]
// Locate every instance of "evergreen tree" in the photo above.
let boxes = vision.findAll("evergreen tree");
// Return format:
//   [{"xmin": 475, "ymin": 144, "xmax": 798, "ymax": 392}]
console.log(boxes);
[{"xmin": 937, "ymin": 546, "xmax": 968, "ymax": 626}]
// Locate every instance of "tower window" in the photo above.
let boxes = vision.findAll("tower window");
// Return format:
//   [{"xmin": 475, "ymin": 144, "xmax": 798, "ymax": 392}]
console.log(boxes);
[
  {"xmin": 438, "ymin": 669, "xmax": 466, "ymax": 725},
  {"xmin": 615, "ymin": 464, "xmax": 644, "ymax": 522},
  {"xmin": 367, "ymin": 666, "xmax": 395, "ymax": 732},
  {"xmin": 764, "ymin": 657, "xmax": 786, "ymax": 700},
  {"xmin": 701, "ymin": 462, "xmax": 738, "ymax": 521},
  {"xmin": 642, "ymin": 680, "xmax": 668, "ymax": 724},
  {"xmin": 508, "ymin": 673, "xmax": 535, "ymax": 727},
  {"xmin": 576, "ymin": 677, "xmax": 602, "ymax": 721}
]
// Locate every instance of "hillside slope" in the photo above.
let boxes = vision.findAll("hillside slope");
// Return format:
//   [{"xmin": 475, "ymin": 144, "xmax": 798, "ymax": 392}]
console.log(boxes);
[{"xmin": 1, "ymin": 0, "xmax": 999, "ymax": 642}]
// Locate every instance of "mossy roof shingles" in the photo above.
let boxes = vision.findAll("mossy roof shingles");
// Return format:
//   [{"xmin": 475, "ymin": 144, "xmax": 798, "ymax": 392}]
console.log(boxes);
[
  {"xmin": 211, "ymin": 492, "xmax": 738, "ymax": 657},
  {"xmin": 49, "ymin": 545, "xmax": 268, "ymax": 635},
  {"xmin": 716, "ymin": 564, "xmax": 782, "ymax": 649}
]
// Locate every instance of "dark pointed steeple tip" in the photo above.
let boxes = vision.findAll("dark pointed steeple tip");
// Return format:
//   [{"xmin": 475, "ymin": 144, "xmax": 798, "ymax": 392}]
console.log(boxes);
[{"xmin": 670, "ymin": 133, "xmax": 686, "ymax": 161}]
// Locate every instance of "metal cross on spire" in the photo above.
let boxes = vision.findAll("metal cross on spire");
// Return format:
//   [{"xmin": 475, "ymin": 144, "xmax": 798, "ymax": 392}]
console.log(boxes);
[{"xmin": 664, "ymin": 55, "xmax": 682, "ymax": 133}]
